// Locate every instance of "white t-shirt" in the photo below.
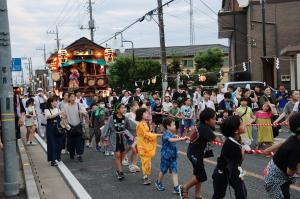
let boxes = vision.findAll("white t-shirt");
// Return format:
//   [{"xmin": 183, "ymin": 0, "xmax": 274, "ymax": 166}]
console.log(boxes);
[
  {"xmin": 180, "ymin": 105, "xmax": 194, "ymax": 119},
  {"xmin": 121, "ymin": 96, "xmax": 130, "ymax": 105},
  {"xmin": 34, "ymin": 95, "xmax": 48, "ymax": 114},
  {"xmin": 217, "ymin": 93, "xmax": 224, "ymax": 104},
  {"xmin": 125, "ymin": 112, "xmax": 136, "ymax": 123},
  {"xmin": 193, "ymin": 91, "xmax": 203, "ymax": 107},
  {"xmin": 200, "ymin": 100, "xmax": 215, "ymax": 111},
  {"xmin": 292, "ymin": 101, "xmax": 300, "ymax": 112},
  {"xmin": 45, "ymin": 108, "xmax": 60, "ymax": 119},
  {"xmin": 162, "ymin": 102, "xmax": 173, "ymax": 113}
]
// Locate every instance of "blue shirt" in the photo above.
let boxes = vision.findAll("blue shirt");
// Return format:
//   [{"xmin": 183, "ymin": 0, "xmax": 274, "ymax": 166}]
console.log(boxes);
[
  {"xmin": 161, "ymin": 130, "xmax": 178, "ymax": 160},
  {"xmin": 276, "ymin": 92, "xmax": 289, "ymax": 109}
]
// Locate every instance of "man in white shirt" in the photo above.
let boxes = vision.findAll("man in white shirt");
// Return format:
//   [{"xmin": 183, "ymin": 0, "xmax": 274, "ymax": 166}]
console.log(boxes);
[
  {"xmin": 34, "ymin": 88, "xmax": 48, "ymax": 139},
  {"xmin": 75, "ymin": 90, "xmax": 89, "ymax": 109},
  {"xmin": 200, "ymin": 91, "xmax": 215, "ymax": 112},
  {"xmin": 136, "ymin": 88, "xmax": 144, "ymax": 101},
  {"xmin": 217, "ymin": 84, "xmax": 225, "ymax": 104},
  {"xmin": 121, "ymin": 91, "xmax": 131, "ymax": 107}
]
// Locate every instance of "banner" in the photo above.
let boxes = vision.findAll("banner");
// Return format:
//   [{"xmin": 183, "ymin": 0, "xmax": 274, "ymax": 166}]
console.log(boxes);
[{"xmin": 11, "ymin": 58, "xmax": 22, "ymax": 71}]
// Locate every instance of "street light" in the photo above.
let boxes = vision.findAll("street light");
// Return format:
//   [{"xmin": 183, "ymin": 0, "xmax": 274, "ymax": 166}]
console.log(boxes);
[{"xmin": 116, "ymin": 32, "xmax": 135, "ymax": 63}]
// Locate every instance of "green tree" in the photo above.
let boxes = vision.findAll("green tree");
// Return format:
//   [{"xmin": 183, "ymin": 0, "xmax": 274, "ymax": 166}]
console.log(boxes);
[
  {"xmin": 168, "ymin": 53, "xmax": 182, "ymax": 74},
  {"xmin": 167, "ymin": 53, "xmax": 182, "ymax": 88},
  {"xmin": 194, "ymin": 48, "xmax": 224, "ymax": 72},
  {"xmin": 109, "ymin": 56, "xmax": 162, "ymax": 92}
]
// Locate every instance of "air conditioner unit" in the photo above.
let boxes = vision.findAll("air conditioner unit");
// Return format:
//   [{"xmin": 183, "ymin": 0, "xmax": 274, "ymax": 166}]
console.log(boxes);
[{"xmin": 237, "ymin": 0, "xmax": 250, "ymax": 8}]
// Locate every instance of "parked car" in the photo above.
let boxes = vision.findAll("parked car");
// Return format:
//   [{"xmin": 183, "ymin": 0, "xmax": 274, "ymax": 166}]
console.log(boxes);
[{"xmin": 224, "ymin": 81, "xmax": 277, "ymax": 93}]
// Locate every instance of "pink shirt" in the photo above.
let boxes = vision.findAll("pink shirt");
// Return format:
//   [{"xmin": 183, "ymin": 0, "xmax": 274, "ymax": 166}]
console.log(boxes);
[{"xmin": 255, "ymin": 111, "xmax": 272, "ymax": 119}]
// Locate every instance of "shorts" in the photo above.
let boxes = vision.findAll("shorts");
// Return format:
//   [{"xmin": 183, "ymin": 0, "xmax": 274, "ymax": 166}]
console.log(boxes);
[
  {"xmin": 188, "ymin": 154, "xmax": 207, "ymax": 182},
  {"xmin": 127, "ymin": 137, "xmax": 137, "ymax": 148},
  {"xmin": 184, "ymin": 119, "xmax": 193, "ymax": 128},
  {"xmin": 115, "ymin": 134, "xmax": 125, "ymax": 152},
  {"xmin": 153, "ymin": 115, "xmax": 162, "ymax": 125},
  {"xmin": 160, "ymin": 158, "xmax": 177, "ymax": 174},
  {"xmin": 175, "ymin": 120, "xmax": 180, "ymax": 129}
]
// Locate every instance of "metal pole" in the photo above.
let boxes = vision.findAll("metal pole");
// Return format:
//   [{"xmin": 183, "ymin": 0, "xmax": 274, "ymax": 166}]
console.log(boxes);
[
  {"xmin": 157, "ymin": 0, "xmax": 168, "ymax": 96},
  {"xmin": 88, "ymin": 0, "xmax": 95, "ymax": 41},
  {"xmin": 0, "ymin": 0, "xmax": 19, "ymax": 196},
  {"xmin": 262, "ymin": 0, "xmax": 267, "ymax": 57},
  {"xmin": 56, "ymin": 26, "xmax": 60, "ymax": 50}
]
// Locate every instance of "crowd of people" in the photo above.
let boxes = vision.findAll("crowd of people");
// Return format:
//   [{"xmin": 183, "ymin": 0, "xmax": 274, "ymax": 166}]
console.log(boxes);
[{"xmin": 5, "ymin": 83, "xmax": 299, "ymax": 199}]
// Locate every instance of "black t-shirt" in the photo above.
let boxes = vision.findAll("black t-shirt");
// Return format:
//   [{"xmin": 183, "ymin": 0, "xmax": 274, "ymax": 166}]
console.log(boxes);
[
  {"xmin": 217, "ymin": 138, "xmax": 243, "ymax": 171},
  {"xmin": 113, "ymin": 115, "xmax": 126, "ymax": 132},
  {"xmin": 153, "ymin": 104, "xmax": 162, "ymax": 113},
  {"xmin": 187, "ymin": 123, "xmax": 216, "ymax": 158},
  {"xmin": 273, "ymin": 136, "xmax": 300, "ymax": 172},
  {"xmin": 172, "ymin": 91, "xmax": 187, "ymax": 106}
]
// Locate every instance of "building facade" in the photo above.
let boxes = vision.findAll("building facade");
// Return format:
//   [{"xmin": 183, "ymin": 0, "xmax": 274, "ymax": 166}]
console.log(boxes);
[
  {"xmin": 121, "ymin": 44, "xmax": 229, "ymax": 82},
  {"xmin": 219, "ymin": 0, "xmax": 300, "ymax": 88}
]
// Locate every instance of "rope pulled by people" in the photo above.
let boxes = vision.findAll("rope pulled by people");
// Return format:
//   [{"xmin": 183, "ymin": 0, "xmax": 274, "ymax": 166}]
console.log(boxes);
[{"xmin": 211, "ymin": 140, "xmax": 274, "ymax": 156}]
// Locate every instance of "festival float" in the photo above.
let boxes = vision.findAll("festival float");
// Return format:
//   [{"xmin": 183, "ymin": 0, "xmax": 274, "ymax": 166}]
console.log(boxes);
[{"xmin": 46, "ymin": 37, "xmax": 115, "ymax": 95}]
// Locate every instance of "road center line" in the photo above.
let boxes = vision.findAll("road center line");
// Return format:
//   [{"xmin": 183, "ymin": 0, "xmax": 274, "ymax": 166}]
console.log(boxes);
[{"xmin": 157, "ymin": 144, "xmax": 300, "ymax": 192}]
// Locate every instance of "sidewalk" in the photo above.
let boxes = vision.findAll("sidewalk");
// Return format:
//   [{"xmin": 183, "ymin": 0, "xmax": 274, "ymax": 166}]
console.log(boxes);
[
  {"xmin": 20, "ymin": 127, "xmax": 75, "ymax": 199},
  {"xmin": 0, "ymin": 149, "xmax": 27, "ymax": 199}
]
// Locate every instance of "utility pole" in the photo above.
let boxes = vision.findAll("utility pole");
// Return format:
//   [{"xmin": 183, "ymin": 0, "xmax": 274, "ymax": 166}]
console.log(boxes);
[
  {"xmin": 261, "ymin": 0, "xmax": 267, "ymax": 57},
  {"xmin": 37, "ymin": 44, "xmax": 47, "ymax": 69},
  {"xmin": 88, "ymin": 0, "xmax": 95, "ymax": 41},
  {"xmin": 47, "ymin": 26, "xmax": 60, "ymax": 51},
  {"xmin": 157, "ymin": 0, "xmax": 168, "ymax": 96},
  {"xmin": 189, "ymin": 0, "xmax": 195, "ymax": 45},
  {"xmin": 0, "ymin": 0, "xmax": 19, "ymax": 196}
]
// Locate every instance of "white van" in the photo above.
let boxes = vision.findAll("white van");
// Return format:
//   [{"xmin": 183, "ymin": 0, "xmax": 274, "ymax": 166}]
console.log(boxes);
[{"xmin": 223, "ymin": 81, "xmax": 276, "ymax": 92}]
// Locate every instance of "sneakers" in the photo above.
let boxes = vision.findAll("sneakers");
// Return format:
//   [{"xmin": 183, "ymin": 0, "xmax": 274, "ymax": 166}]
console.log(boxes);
[
  {"xmin": 128, "ymin": 164, "xmax": 136, "ymax": 173},
  {"xmin": 142, "ymin": 176, "xmax": 151, "ymax": 185},
  {"xmin": 122, "ymin": 156, "xmax": 129, "ymax": 166},
  {"xmin": 116, "ymin": 171, "xmax": 125, "ymax": 181},
  {"xmin": 179, "ymin": 185, "xmax": 188, "ymax": 199},
  {"xmin": 61, "ymin": 149, "xmax": 66, "ymax": 154},
  {"xmin": 155, "ymin": 180, "xmax": 165, "ymax": 191},
  {"xmin": 26, "ymin": 141, "xmax": 30, "ymax": 145},
  {"xmin": 50, "ymin": 161, "xmax": 58, "ymax": 167},
  {"xmin": 132, "ymin": 164, "xmax": 140, "ymax": 172},
  {"xmin": 85, "ymin": 141, "xmax": 90, "ymax": 148},
  {"xmin": 95, "ymin": 145, "xmax": 101, "ymax": 152},
  {"xmin": 109, "ymin": 151, "xmax": 114, "ymax": 156},
  {"xmin": 105, "ymin": 151, "xmax": 110, "ymax": 156},
  {"xmin": 173, "ymin": 185, "xmax": 180, "ymax": 194},
  {"xmin": 78, "ymin": 156, "xmax": 83, "ymax": 162}
]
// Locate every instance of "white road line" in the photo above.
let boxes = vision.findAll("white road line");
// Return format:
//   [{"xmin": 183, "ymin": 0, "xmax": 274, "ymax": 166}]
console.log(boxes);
[{"xmin": 35, "ymin": 134, "xmax": 92, "ymax": 199}]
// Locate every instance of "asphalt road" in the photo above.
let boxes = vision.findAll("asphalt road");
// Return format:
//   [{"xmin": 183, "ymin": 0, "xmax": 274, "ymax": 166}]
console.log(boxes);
[{"xmin": 62, "ymin": 132, "xmax": 300, "ymax": 199}]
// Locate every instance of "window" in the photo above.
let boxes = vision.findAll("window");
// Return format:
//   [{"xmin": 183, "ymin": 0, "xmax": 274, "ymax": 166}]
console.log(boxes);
[{"xmin": 182, "ymin": 59, "xmax": 194, "ymax": 68}]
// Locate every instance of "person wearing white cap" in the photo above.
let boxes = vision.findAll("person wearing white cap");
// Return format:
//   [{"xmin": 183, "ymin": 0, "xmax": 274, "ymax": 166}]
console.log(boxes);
[
  {"xmin": 22, "ymin": 93, "xmax": 29, "ymax": 109},
  {"xmin": 34, "ymin": 88, "xmax": 48, "ymax": 139},
  {"xmin": 162, "ymin": 93, "xmax": 172, "ymax": 113}
]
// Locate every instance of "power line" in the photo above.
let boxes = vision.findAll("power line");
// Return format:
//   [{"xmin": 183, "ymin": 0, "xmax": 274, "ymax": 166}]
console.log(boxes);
[
  {"xmin": 58, "ymin": 0, "xmax": 84, "ymax": 27},
  {"xmin": 46, "ymin": 0, "xmax": 72, "ymax": 32},
  {"xmin": 98, "ymin": 0, "xmax": 176, "ymax": 45}
]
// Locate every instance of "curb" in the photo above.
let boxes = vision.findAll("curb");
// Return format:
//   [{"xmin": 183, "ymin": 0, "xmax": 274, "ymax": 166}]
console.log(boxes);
[
  {"xmin": 17, "ymin": 139, "xmax": 41, "ymax": 199},
  {"xmin": 34, "ymin": 134, "xmax": 92, "ymax": 199}
]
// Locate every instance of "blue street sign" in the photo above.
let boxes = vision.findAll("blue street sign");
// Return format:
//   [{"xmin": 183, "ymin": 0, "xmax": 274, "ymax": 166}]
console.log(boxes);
[{"xmin": 11, "ymin": 58, "xmax": 22, "ymax": 71}]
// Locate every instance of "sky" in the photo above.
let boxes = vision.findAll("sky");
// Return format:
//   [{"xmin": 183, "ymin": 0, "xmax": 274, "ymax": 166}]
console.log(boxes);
[{"xmin": 7, "ymin": 0, "xmax": 228, "ymax": 74}]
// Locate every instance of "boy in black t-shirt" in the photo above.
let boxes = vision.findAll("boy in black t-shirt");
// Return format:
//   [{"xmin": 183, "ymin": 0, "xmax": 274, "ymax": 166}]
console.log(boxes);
[
  {"xmin": 179, "ymin": 108, "xmax": 217, "ymax": 199},
  {"xmin": 265, "ymin": 112, "xmax": 300, "ymax": 198},
  {"xmin": 212, "ymin": 115, "xmax": 247, "ymax": 199}
]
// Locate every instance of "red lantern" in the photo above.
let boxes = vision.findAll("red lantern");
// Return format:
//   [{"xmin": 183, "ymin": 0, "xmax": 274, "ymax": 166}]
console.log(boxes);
[{"xmin": 199, "ymin": 74, "xmax": 206, "ymax": 82}]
